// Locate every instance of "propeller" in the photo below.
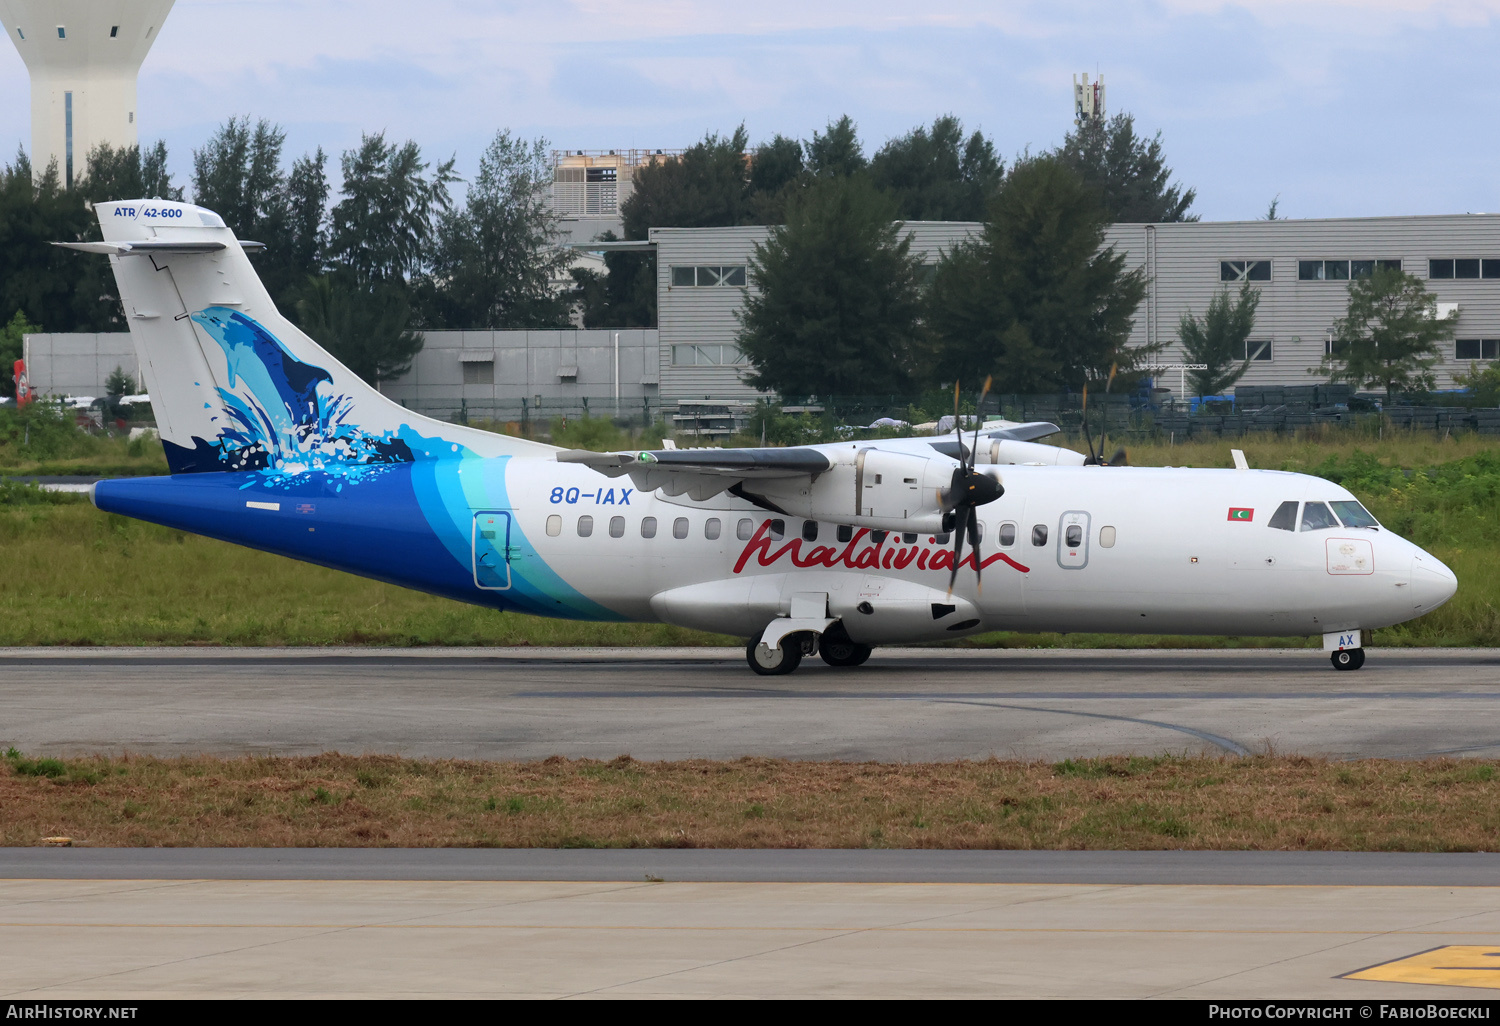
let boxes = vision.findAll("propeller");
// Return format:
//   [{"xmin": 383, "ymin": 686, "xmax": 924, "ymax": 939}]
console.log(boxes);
[
  {"xmin": 944, "ymin": 376, "xmax": 1004, "ymax": 598},
  {"xmin": 1081, "ymin": 364, "xmax": 1129, "ymax": 467}
]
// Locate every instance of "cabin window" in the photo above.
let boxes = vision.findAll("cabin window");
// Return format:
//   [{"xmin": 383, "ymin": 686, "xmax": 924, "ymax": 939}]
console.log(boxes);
[
  {"xmin": 1065, "ymin": 525, "xmax": 1083, "ymax": 547},
  {"xmin": 705, "ymin": 517, "xmax": 722, "ymax": 540},
  {"xmin": 802, "ymin": 521, "xmax": 819, "ymax": 541},
  {"xmin": 737, "ymin": 518, "xmax": 753, "ymax": 541},
  {"xmin": 577, "ymin": 515, "xmax": 594, "ymax": 537},
  {"xmin": 998, "ymin": 522, "xmax": 1016, "ymax": 547},
  {"xmin": 673, "ymin": 517, "xmax": 689, "ymax": 540},
  {"xmin": 609, "ymin": 516, "xmax": 625, "ymax": 538},
  {"xmin": 1268, "ymin": 501, "xmax": 1299, "ymax": 532},
  {"xmin": 837, "ymin": 524, "xmax": 853, "ymax": 543},
  {"xmin": 546, "ymin": 514, "xmax": 561, "ymax": 537},
  {"xmin": 1031, "ymin": 524, "xmax": 1048, "ymax": 546},
  {"xmin": 1331, "ymin": 500, "xmax": 1379, "ymax": 528},
  {"xmin": 903, "ymin": 532, "xmax": 917, "ymax": 544},
  {"xmin": 769, "ymin": 519, "xmax": 785, "ymax": 540},
  {"xmin": 934, "ymin": 532, "xmax": 950, "ymax": 544},
  {"xmin": 1099, "ymin": 526, "xmax": 1116, "ymax": 548},
  {"xmin": 1300, "ymin": 502, "xmax": 1339, "ymax": 532},
  {"xmin": 871, "ymin": 530, "xmax": 888, "ymax": 544},
  {"xmin": 641, "ymin": 516, "xmax": 658, "ymax": 539}
]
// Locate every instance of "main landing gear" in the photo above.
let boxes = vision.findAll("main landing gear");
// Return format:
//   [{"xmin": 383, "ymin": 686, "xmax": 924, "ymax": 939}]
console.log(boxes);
[
  {"xmin": 745, "ymin": 624, "xmax": 873, "ymax": 675},
  {"xmin": 1331, "ymin": 648, "xmax": 1366, "ymax": 671}
]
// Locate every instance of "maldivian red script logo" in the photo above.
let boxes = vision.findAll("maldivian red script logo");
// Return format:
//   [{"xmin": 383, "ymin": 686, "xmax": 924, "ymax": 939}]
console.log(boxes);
[{"xmin": 733, "ymin": 520, "xmax": 1031, "ymax": 575}]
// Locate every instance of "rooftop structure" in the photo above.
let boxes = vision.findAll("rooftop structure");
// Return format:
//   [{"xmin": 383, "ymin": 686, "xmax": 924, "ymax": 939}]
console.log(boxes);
[{"xmin": 0, "ymin": 0, "xmax": 175, "ymax": 187}]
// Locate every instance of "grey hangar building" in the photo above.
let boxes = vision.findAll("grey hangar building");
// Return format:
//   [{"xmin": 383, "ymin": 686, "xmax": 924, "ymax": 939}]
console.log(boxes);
[{"xmin": 21, "ymin": 213, "xmax": 1500, "ymax": 424}]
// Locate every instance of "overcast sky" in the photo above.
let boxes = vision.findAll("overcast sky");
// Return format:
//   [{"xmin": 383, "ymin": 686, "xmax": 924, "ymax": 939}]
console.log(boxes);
[{"xmin": 1, "ymin": 0, "xmax": 1496, "ymax": 222}]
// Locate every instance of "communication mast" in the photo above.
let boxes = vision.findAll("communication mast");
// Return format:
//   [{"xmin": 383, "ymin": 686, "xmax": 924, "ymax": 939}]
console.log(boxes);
[
  {"xmin": 1073, "ymin": 72, "xmax": 1106, "ymax": 126},
  {"xmin": 0, "ymin": 1, "xmax": 176, "ymax": 188}
]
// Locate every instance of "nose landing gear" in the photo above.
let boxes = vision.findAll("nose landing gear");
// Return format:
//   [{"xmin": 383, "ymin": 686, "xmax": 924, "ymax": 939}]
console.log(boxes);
[{"xmin": 1331, "ymin": 648, "xmax": 1366, "ymax": 671}]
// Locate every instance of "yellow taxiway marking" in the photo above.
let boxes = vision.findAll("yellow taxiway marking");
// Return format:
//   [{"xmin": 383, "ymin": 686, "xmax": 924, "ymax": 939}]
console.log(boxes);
[{"xmin": 1343, "ymin": 946, "xmax": 1500, "ymax": 990}]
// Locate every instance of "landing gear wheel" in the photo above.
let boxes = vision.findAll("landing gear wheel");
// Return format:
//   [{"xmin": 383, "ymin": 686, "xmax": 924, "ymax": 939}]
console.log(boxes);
[
  {"xmin": 747, "ymin": 629, "xmax": 802, "ymax": 676},
  {"xmin": 820, "ymin": 640, "xmax": 873, "ymax": 667},
  {"xmin": 1331, "ymin": 648, "xmax": 1366, "ymax": 671}
]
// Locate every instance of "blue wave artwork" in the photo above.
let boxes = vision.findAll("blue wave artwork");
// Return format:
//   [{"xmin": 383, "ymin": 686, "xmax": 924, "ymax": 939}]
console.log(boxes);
[{"xmin": 164, "ymin": 307, "xmax": 466, "ymax": 483}]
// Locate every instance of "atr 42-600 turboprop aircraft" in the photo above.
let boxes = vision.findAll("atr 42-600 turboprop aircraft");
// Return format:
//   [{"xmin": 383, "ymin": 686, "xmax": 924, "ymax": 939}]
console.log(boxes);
[{"xmin": 62, "ymin": 200, "xmax": 1458, "ymax": 674}]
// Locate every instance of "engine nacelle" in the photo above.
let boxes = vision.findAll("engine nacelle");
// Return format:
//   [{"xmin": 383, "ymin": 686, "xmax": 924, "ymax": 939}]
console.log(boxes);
[
  {"xmin": 977, "ymin": 438, "xmax": 1088, "ymax": 466},
  {"xmin": 741, "ymin": 447, "xmax": 966, "ymax": 534}
]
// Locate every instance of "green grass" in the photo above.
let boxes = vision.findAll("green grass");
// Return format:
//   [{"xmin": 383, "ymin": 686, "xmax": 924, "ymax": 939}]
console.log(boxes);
[{"xmin": 0, "ymin": 430, "xmax": 1496, "ymax": 647}]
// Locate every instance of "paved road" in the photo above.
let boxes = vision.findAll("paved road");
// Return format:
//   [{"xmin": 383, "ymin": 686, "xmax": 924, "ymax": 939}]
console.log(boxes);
[
  {"xmin": 3, "ymin": 647, "xmax": 1499, "ymax": 761},
  {"xmin": 4, "ymin": 872, "xmax": 1500, "ymax": 998}
]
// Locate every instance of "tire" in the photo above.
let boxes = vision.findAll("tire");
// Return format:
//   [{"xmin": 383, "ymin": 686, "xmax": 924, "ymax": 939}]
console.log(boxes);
[
  {"xmin": 820, "ymin": 640, "xmax": 873, "ymax": 667},
  {"xmin": 747, "ymin": 629, "xmax": 802, "ymax": 676},
  {"xmin": 1331, "ymin": 648, "xmax": 1365, "ymax": 671}
]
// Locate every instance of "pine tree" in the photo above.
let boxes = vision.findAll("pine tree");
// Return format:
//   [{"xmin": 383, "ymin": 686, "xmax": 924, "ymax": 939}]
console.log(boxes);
[
  {"xmin": 1057, "ymin": 113, "xmax": 1196, "ymax": 223},
  {"xmin": 1320, "ymin": 267, "xmax": 1453, "ymax": 400},
  {"xmin": 1177, "ymin": 283, "xmax": 1261, "ymax": 396},
  {"xmin": 869, "ymin": 115, "xmax": 1002, "ymax": 222}
]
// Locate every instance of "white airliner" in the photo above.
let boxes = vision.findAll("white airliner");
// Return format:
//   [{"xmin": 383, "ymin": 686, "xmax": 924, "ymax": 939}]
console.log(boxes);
[{"xmin": 60, "ymin": 200, "xmax": 1457, "ymax": 674}]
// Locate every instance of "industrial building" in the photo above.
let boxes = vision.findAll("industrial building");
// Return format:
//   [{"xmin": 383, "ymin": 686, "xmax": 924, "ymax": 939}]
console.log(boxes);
[{"xmin": 0, "ymin": 0, "xmax": 176, "ymax": 188}]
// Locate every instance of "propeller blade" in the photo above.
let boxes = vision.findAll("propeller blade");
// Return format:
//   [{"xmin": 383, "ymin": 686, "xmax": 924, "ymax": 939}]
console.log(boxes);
[
  {"xmin": 1107, "ymin": 446, "xmax": 1128, "ymax": 467},
  {"xmin": 966, "ymin": 508, "xmax": 983, "ymax": 595},
  {"xmin": 970, "ymin": 375, "xmax": 992, "ymax": 471},
  {"xmin": 947, "ymin": 507, "xmax": 968, "ymax": 599},
  {"xmin": 1080, "ymin": 384, "xmax": 1099, "ymax": 463},
  {"xmin": 1098, "ymin": 362, "xmax": 1118, "ymax": 464}
]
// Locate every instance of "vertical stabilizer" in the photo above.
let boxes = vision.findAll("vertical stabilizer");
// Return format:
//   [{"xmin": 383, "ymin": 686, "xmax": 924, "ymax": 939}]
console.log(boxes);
[{"xmin": 80, "ymin": 199, "xmax": 556, "ymax": 473}]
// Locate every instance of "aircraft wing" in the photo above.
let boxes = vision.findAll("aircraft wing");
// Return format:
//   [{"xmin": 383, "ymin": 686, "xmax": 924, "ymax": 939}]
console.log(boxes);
[{"xmin": 556, "ymin": 447, "xmax": 833, "ymax": 501}]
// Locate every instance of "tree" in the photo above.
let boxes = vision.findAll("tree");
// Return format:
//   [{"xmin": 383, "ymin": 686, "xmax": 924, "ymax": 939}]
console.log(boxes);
[
  {"xmin": 805, "ymin": 115, "xmax": 866, "ymax": 178},
  {"xmin": 295, "ymin": 275, "xmax": 422, "ymax": 385},
  {"xmin": 1176, "ymin": 282, "xmax": 1261, "ymax": 396},
  {"xmin": 327, "ymin": 133, "xmax": 458, "ymax": 286},
  {"xmin": 191, "ymin": 118, "xmax": 329, "ymax": 312},
  {"xmin": 1057, "ymin": 113, "xmax": 1196, "ymax": 223},
  {"xmin": 81, "ymin": 141, "xmax": 182, "ymax": 202},
  {"xmin": 1319, "ymin": 267, "xmax": 1453, "ymax": 400},
  {"xmin": 0, "ymin": 308, "xmax": 40, "ymax": 397},
  {"xmin": 623, "ymin": 126, "xmax": 754, "ymax": 241},
  {"xmin": 736, "ymin": 175, "xmax": 924, "ymax": 400},
  {"xmin": 570, "ymin": 233, "xmax": 656, "ymax": 329},
  {"xmin": 104, "ymin": 365, "xmax": 136, "ymax": 396},
  {"xmin": 748, "ymin": 134, "xmax": 805, "ymax": 224},
  {"xmin": 418, "ymin": 131, "xmax": 572, "ymax": 329},
  {"xmin": 925, "ymin": 156, "xmax": 1150, "ymax": 394},
  {"xmin": 0, "ymin": 150, "xmax": 121, "ymax": 333},
  {"xmin": 869, "ymin": 115, "xmax": 1003, "ymax": 221}
]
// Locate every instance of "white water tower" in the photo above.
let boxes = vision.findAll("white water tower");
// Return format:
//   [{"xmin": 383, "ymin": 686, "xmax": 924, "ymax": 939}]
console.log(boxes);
[{"xmin": 0, "ymin": 0, "xmax": 176, "ymax": 187}]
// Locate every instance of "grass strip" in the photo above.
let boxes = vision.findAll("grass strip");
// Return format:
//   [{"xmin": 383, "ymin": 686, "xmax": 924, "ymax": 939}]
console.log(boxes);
[{"xmin": 4, "ymin": 751, "xmax": 1499, "ymax": 851}]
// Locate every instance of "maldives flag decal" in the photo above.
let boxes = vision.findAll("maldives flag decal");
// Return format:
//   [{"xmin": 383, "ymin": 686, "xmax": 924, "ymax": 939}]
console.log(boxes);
[{"xmin": 1228, "ymin": 507, "xmax": 1254, "ymax": 521}]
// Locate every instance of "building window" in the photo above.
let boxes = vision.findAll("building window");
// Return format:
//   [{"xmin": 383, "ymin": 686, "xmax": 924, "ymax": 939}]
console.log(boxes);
[
  {"xmin": 670, "ymin": 265, "xmax": 748, "ymax": 288},
  {"xmin": 462, "ymin": 360, "xmax": 494, "ymax": 385},
  {"xmin": 1485, "ymin": 260, "xmax": 1500, "ymax": 279},
  {"xmin": 1220, "ymin": 260, "xmax": 1271, "ymax": 282},
  {"xmin": 671, "ymin": 344, "xmax": 747, "ymax": 366},
  {"xmin": 1456, "ymin": 259, "xmax": 1482, "ymax": 279},
  {"xmin": 1426, "ymin": 258, "xmax": 1499, "ymax": 279},
  {"xmin": 1234, "ymin": 340, "xmax": 1273, "ymax": 361},
  {"xmin": 56, "ymin": 26, "xmax": 65, "ymax": 38},
  {"xmin": 1302, "ymin": 259, "xmax": 1399, "ymax": 281},
  {"xmin": 1431, "ymin": 259, "xmax": 1454, "ymax": 279},
  {"xmin": 1455, "ymin": 339, "xmax": 1500, "ymax": 360}
]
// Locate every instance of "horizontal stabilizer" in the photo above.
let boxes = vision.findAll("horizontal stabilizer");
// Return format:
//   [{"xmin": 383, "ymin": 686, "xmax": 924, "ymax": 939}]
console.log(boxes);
[{"xmin": 52, "ymin": 240, "xmax": 267, "ymax": 256}]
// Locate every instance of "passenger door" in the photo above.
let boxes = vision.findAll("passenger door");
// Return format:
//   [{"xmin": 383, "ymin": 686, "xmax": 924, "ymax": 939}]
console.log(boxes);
[{"xmin": 472, "ymin": 510, "xmax": 514, "ymax": 590}]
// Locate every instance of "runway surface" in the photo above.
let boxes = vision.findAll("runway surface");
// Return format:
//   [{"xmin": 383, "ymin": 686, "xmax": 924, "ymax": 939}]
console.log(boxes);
[
  {"xmin": 4, "ymin": 868, "xmax": 1500, "ymax": 998},
  {"xmin": 3, "ymin": 646, "xmax": 1499, "ymax": 761}
]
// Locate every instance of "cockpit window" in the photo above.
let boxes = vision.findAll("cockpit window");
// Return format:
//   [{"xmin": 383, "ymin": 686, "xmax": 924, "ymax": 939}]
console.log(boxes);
[
  {"xmin": 1267, "ymin": 501, "xmax": 1299, "ymax": 532},
  {"xmin": 1300, "ymin": 501, "xmax": 1339, "ymax": 531},
  {"xmin": 1331, "ymin": 500, "xmax": 1379, "ymax": 528}
]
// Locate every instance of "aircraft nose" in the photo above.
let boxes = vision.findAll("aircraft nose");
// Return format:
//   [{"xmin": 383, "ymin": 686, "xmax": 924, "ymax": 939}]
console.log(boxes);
[{"xmin": 1410, "ymin": 551, "xmax": 1458, "ymax": 614}]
